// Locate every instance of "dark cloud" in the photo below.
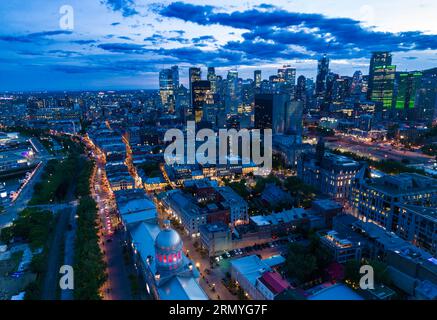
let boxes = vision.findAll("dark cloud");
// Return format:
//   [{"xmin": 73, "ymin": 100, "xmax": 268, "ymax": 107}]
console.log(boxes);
[
  {"xmin": 0, "ymin": 30, "xmax": 72, "ymax": 43},
  {"xmin": 158, "ymin": 2, "xmax": 437, "ymax": 60},
  {"xmin": 98, "ymin": 42, "xmax": 146, "ymax": 53},
  {"xmin": 71, "ymin": 39, "xmax": 97, "ymax": 45},
  {"xmin": 101, "ymin": 0, "xmax": 138, "ymax": 17},
  {"xmin": 191, "ymin": 35, "xmax": 216, "ymax": 43}
]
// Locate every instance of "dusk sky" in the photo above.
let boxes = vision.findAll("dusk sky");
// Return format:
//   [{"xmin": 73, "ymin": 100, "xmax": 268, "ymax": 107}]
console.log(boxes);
[{"xmin": 1, "ymin": 0, "xmax": 437, "ymax": 91}]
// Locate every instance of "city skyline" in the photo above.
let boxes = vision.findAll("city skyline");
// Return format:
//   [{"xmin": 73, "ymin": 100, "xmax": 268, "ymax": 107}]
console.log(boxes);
[{"xmin": 1, "ymin": 0, "xmax": 437, "ymax": 91}]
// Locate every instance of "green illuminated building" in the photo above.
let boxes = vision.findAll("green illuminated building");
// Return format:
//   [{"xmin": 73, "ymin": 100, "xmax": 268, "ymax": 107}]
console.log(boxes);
[
  {"xmin": 395, "ymin": 72, "xmax": 422, "ymax": 110},
  {"xmin": 370, "ymin": 64, "xmax": 396, "ymax": 109}
]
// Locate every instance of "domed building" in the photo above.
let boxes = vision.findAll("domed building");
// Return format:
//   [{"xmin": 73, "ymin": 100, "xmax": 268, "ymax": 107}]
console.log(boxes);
[
  {"xmin": 155, "ymin": 221, "xmax": 184, "ymax": 274},
  {"xmin": 127, "ymin": 215, "xmax": 208, "ymax": 300}
]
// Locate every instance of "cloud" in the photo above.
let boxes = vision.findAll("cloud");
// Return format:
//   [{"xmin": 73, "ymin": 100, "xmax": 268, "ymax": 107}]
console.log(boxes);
[
  {"xmin": 71, "ymin": 39, "xmax": 97, "ymax": 45},
  {"xmin": 98, "ymin": 42, "xmax": 147, "ymax": 53},
  {"xmin": 0, "ymin": 30, "xmax": 72, "ymax": 43},
  {"xmin": 191, "ymin": 35, "xmax": 216, "ymax": 44},
  {"xmin": 158, "ymin": 2, "xmax": 437, "ymax": 60},
  {"xmin": 101, "ymin": 0, "xmax": 138, "ymax": 17}
]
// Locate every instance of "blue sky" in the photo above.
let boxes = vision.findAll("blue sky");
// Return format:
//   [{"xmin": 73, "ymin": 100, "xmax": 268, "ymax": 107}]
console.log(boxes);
[{"xmin": 1, "ymin": 0, "xmax": 437, "ymax": 91}]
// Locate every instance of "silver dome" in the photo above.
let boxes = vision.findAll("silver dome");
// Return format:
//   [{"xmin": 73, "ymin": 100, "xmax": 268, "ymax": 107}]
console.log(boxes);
[{"xmin": 155, "ymin": 228, "xmax": 182, "ymax": 250}]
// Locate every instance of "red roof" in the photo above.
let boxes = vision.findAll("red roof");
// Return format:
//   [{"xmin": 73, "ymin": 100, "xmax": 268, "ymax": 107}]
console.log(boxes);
[{"xmin": 259, "ymin": 271, "xmax": 291, "ymax": 295}]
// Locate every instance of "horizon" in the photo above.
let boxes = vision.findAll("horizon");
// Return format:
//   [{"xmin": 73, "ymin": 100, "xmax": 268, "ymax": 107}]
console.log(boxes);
[{"xmin": 1, "ymin": 0, "xmax": 437, "ymax": 91}]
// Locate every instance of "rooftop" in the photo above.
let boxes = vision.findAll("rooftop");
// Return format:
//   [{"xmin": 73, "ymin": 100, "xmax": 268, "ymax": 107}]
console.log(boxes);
[{"xmin": 308, "ymin": 283, "xmax": 364, "ymax": 300}]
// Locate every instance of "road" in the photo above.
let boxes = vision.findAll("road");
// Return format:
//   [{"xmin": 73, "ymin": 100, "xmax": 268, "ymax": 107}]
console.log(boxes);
[
  {"xmin": 40, "ymin": 207, "xmax": 73, "ymax": 300},
  {"xmin": 0, "ymin": 161, "xmax": 46, "ymax": 228},
  {"xmin": 84, "ymin": 136, "xmax": 133, "ymax": 300},
  {"xmin": 325, "ymin": 135, "xmax": 434, "ymax": 164},
  {"xmin": 60, "ymin": 205, "xmax": 78, "ymax": 300}
]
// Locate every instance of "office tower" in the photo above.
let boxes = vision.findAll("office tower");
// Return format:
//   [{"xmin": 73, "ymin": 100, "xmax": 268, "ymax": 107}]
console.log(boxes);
[
  {"xmin": 278, "ymin": 65, "xmax": 296, "ymax": 85},
  {"xmin": 254, "ymin": 94, "xmax": 274, "ymax": 131},
  {"xmin": 394, "ymin": 71, "xmax": 422, "ymax": 120},
  {"xmin": 367, "ymin": 51, "xmax": 392, "ymax": 100},
  {"xmin": 159, "ymin": 68, "xmax": 175, "ymax": 113},
  {"xmin": 350, "ymin": 71, "xmax": 363, "ymax": 96},
  {"xmin": 315, "ymin": 54, "xmax": 330, "ymax": 97},
  {"xmin": 370, "ymin": 64, "xmax": 396, "ymax": 110},
  {"xmin": 192, "ymin": 80, "xmax": 213, "ymax": 123},
  {"xmin": 207, "ymin": 67, "xmax": 217, "ymax": 94},
  {"xmin": 285, "ymin": 101, "xmax": 303, "ymax": 136},
  {"xmin": 331, "ymin": 77, "xmax": 351, "ymax": 102},
  {"xmin": 254, "ymin": 93, "xmax": 301, "ymax": 135},
  {"xmin": 171, "ymin": 65, "xmax": 179, "ymax": 89},
  {"xmin": 415, "ymin": 67, "xmax": 437, "ymax": 123},
  {"xmin": 296, "ymin": 75, "xmax": 306, "ymax": 101},
  {"xmin": 189, "ymin": 67, "xmax": 201, "ymax": 107},
  {"xmin": 226, "ymin": 69, "xmax": 239, "ymax": 115},
  {"xmin": 254, "ymin": 70, "xmax": 262, "ymax": 89}
]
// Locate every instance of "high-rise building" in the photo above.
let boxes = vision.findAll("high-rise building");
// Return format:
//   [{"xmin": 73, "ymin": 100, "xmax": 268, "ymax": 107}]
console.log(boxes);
[
  {"xmin": 278, "ymin": 65, "xmax": 296, "ymax": 85},
  {"xmin": 350, "ymin": 71, "xmax": 363, "ymax": 96},
  {"xmin": 370, "ymin": 64, "xmax": 396, "ymax": 110},
  {"xmin": 207, "ymin": 67, "xmax": 217, "ymax": 94},
  {"xmin": 171, "ymin": 65, "xmax": 179, "ymax": 89},
  {"xmin": 192, "ymin": 80, "xmax": 213, "ymax": 123},
  {"xmin": 254, "ymin": 70, "xmax": 262, "ymax": 89},
  {"xmin": 159, "ymin": 68, "xmax": 175, "ymax": 113},
  {"xmin": 367, "ymin": 52, "xmax": 393, "ymax": 100},
  {"xmin": 296, "ymin": 75, "xmax": 306, "ymax": 101},
  {"xmin": 254, "ymin": 93, "xmax": 301, "ymax": 135},
  {"xmin": 394, "ymin": 71, "xmax": 422, "ymax": 120},
  {"xmin": 316, "ymin": 54, "xmax": 330, "ymax": 97},
  {"xmin": 189, "ymin": 67, "xmax": 201, "ymax": 107},
  {"xmin": 415, "ymin": 67, "xmax": 437, "ymax": 123},
  {"xmin": 254, "ymin": 94, "xmax": 274, "ymax": 131},
  {"xmin": 226, "ymin": 69, "xmax": 240, "ymax": 115}
]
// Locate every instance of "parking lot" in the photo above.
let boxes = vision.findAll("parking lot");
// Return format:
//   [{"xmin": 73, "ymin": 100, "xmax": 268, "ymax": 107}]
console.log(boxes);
[{"xmin": 213, "ymin": 237, "xmax": 297, "ymax": 263}]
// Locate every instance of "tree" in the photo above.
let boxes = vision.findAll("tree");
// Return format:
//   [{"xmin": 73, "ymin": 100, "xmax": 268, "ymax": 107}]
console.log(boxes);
[{"xmin": 285, "ymin": 243, "xmax": 318, "ymax": 283}]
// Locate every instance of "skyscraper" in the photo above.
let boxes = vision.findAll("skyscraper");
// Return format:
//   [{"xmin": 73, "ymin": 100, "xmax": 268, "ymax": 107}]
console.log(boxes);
[
  {"xmin": 171, "ymin": 65, "xmax": 179, "ymax": 89},
  {"xmin": 316, "ymin": 54, "xmax": 330, "ymax": 97},
  {"xmin": 226, "ymin": 69, "xmax": 239, "ymax": 115},
  {"xmin": 254, "ymin": 93, "xmax": 301, "ymax": 135},
  {"xmin": 296, "ymin": 75, "xmax": 306, "ymax": 101},
  {"xmin": 189, "ymin": 67, "xmax": 201, "ymax": 107},
  {"xmin": 207, "ymin": 67, "xmax": 217, "ymax": 94},
  {"xmin": 254, "ymin": 70, "xmax": 262, "ymax": 89},
  {"xmin": 367, "ymin": 51, "xmax": 393, "ymax": 100},
  {"xmin": 394, "ymin": 71, "xmax": 422, "ymax": 120},
  {"xmin": 159, "ymin": 68, "xmax": 175, "ymax": 113},
  {"xmin": 278, "ymin": 65, "xmax": 296, "ymax": 85},
  {"xmin": 192, "ymin": 80, "xmax": 213, "ymax": 123},
  {"xmin": 415, "ymin": 67, "xmax": 437, "ymax": 123},
  {"xmin": 371, "ymin": 64, "xmax": 396, "ymax": 110}
]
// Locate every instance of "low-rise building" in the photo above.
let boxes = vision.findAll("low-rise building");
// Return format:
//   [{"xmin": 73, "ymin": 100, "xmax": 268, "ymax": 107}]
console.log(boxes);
[
  {"xmin": 230, "ymin": 255, "xmax": 290, "ymax": 300},
  {"xmin": 199, "ymin": 222, "xmax": 232, "ymax": 256},
  {"xmin": 320, "ymin": 230, "xmax": 363, "ymax": 263},
  {"xmin": 298, "ymin": 146, "xmax": 363, "ymax": 201}
]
